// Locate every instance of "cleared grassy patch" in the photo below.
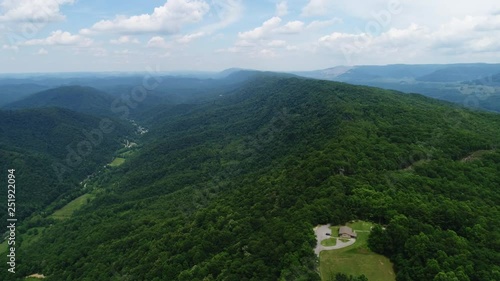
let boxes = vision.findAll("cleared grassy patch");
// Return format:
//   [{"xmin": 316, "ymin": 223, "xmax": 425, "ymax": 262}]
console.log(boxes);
[
  {"xmin": 329, "ymin": 226, "xmax": 340, "ymax": 237},
  {"xmin": 50, "ymin": 193, "xmax": 94, "ymax": 220},
  {"xmin": 319, "ymin": 221, "xmax": 395, "ymax": 281},
  {"xmin": 109, "ymin": 157, "xmax": 125, "ymax": 167},
  {"xmin": 321, "ymin": 238, "xmax": 337, "ymax": 247},
  {"xmin": 348, "ymin": 220, "xmax": 372, "ymax": 232}
]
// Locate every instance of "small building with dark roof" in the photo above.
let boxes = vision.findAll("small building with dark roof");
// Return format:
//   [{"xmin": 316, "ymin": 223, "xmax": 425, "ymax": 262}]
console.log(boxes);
[{"xmin": 339, "ymin": 226, "xmax": 357, "ymax": 238}]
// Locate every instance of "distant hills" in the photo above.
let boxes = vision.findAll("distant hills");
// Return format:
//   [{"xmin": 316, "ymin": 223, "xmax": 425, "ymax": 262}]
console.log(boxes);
[
  {"xmin": 5, "ymin": 64, "xmax": 500, "ymax": 112},
  {"xmin": 416, "ymin": 64, "xmax": 500, "ymax": 82},
  {"xmin": 295, "ymin": 63, "xmax": 500, "ymax": 82},
  {"xmin": 2, "ymin": 74, "xmax": 498, "ymax": 280},
  {"xmin": 293, "ymin": 63, "xmax": 500, "ymax": 112},
  {"xmin": 0, "ymin": 83, "xmax": 50, "ymax": 107},
  {"xmin": 4, "ymin": 85, "xmax": 115, "ymax": 116}
]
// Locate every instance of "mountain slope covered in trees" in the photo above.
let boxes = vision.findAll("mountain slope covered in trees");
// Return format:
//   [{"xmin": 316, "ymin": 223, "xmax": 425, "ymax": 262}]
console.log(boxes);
[
  {"xmin": 4, "ymin": 86, "xmax": 116, "ymax": 117},
  {"xmin": 0, "ymin": 84, "xmax": 50, "ymax": 107},
  {"xmin": 1, "ymin": 75, "xmax": 499, "ymax": 280},
  {"xmin": 0, "ymin": 108, "xmax": 132, "ymax": 223},
  {"xmin": 295, "ymin": 63, "xmax": 500, "ymax": 113}
]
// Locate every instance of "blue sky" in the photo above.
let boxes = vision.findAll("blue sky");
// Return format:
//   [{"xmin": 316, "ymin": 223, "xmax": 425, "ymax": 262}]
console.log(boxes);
[{"xmin": 1, "ymin": 0, "xmax": 500, "ymax": 73}]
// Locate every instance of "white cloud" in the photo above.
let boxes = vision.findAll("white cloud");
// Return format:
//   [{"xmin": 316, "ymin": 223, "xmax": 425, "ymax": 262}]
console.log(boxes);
[
  {"xmin": 267, "ymin": 40, "xmax": 287, "ymax": 47},
  {"xmin": 380, "ymin": 24, "xmax": 427, "ymax": 47},
  {"xmin": 215, "ymin": 46, "xmax": 241, "ymax": 53},
  {"xmin": 232, "ymin": 16, "xmax": 328, "ymax": 59},
  {"xmin": 276, "ymin": 1, "xmax": 288, "ymax": 17},
  {"xmin": 319, "ymin": 24, "xmax": 428, "ymax": 55},
  {"xmin": 235, "ymin": 39, "xmax": 256, "ymax": 47},
  {"xmin": 0, "ymin": 0, "xmax": 74, "ymax": 22},
  {"xmin": 177, "ymin": 32, "xmax": 205, "ymax": 43},
  {"xmin": 257, "ymin": 49, "xmax": 276, "ymax": 58},
  {"xmin": 3, "ymin": 0, "xmax": 500, "ymax": 72},
  {"xmin": 429, "ymin": 15, "xmax": 500, "ymax": 54},
  {"xmin": 218, "ymin": 47, "xmax": 277, "ymax": 58},
  {"xmin": 468, "ymin": 37, "xmax": 500, "ymax": 53},
  {"xmin": 201, "ymin": 0, "xmax": 242, "ymax": 34},
  {"xmin": 37, "ymin": 48, "xmax": 48, "ymax": 55},
  {"xmin": 317, "ymin": 13, "xmax": 500, "ymax": 65},
  {"xmin": 23, "ymin": 30, "xmax": 92, "ymax": 46},
  {"xmin": 276, "ymin": 21, "xmax": 305, "ymax": 33},
  {"xmin": 238, "ymin": 17, "xmax": 309, "ymax": 40},
  {"xmin": 147, "ymin": 36, "xmax": 170, "ymax": 48},
  {"xmin": 319, "ymin": 32, "xmax": 370, "ymax": 47},
  {"xmin": 114, "ymin": 49, "xmax": 135, "ymax": 55},
  {"xmin": 83, "ymin": 0, "xmax": 209, "ymax": 34},
  {"xmin": 2, "ymin": 44, "xmax": 18, "ymax": 51},
  {"xmin": 301, "ymin": 0, "xmax": 331, "ymax": 17},
  {"xmin": 238, "ymin": 17, "xmax": 282, "ymax": 40},
  {"xmin": 307, "ymin": 18, "xmax": 343, "ymax": 29},
  {"xmin": 89, "ymin": 47, "xmax": 108, "ymax": 57},
  {"xmin": 110, "ymin": 36, "xmax": 140, "ymax": 45}
]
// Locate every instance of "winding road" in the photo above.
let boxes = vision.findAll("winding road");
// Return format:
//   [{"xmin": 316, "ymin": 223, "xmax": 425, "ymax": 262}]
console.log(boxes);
[{"xmin": 314, "ymin": 224, "xmax": 356, "ymax": 256}]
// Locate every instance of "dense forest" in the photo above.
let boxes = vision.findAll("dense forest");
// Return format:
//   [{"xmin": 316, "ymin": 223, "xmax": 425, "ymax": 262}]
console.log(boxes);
[
  {"xmin": 0, "ymin": 75, "xmax": 499, "ymax": 280},
  {"xmin": 297, "ymin": 64, "xmax": 500, "ymax": 113},
  {"xmin": 4, "ymin": 86, "xmax": 117, "ymax": 117},
  {"xmin": 0, "ymin": 108, "xmax": 132, "ymax": 222}
]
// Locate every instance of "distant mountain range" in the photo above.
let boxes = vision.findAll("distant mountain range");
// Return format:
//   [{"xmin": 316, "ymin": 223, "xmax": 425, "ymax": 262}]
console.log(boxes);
[
  {"xmin": 1, "ymin": 70, "xmax": 295, "ymax": 118},
  {"xmin": 4, "ymin": 86, "xmax": 115, "ymax": 117},
  {"xmin": 0, "ymin": 83, "xmax": 50, "ymax": 107},
  {"xmin": 0, "ymin": 71, "xmax": 499, "ymax": 280},
  {"xmin": 1, "ymin": 63, "xmax": 500, "ymax": 114},
  {"xmin": 293, "ymin": 63, "xmax": 500, "ymax": 112},
  {"xmin": 294, "ymin": 63, "xmax": 500, "ymax": 82}
]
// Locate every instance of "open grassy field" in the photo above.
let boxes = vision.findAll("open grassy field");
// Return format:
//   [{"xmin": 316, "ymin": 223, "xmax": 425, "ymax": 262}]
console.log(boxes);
[
  {"xmin": 109, "ymin": 157, "xmax": 126, "ymax": 167},
  {"xmin": 319, "ymin": 221, "xmax": 395, "ymax": 281},
  {"xmin": 329, "ymin": 226, "xmax": 340, "ymax": 237},
  {"xmin": 50, "ymin": 193, "xmax": 94, "ymax": 220},
  {"xmin": 321, "ymin": 238, "xmax": 337, "ymax": 246}
]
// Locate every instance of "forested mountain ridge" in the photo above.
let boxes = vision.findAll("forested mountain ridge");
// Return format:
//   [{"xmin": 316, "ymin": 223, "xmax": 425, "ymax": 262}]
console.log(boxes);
[
  {"xmin": 0, "ymin": 107, "xmax": 133, "ymax": 223},
  {"xmin": 0, "ymin": 84, "xmax": 50, "ymax": 107},
  {"xmin": 1, "ymin": 75, "xmax": 499, "ymax": 280},
  {"xmin": 294, "ymin": 63, "xmax": 500, "ymax": 112},
  {"xmin": 3, "ymin": 86, "xmax": 116, "ymax": 117}
]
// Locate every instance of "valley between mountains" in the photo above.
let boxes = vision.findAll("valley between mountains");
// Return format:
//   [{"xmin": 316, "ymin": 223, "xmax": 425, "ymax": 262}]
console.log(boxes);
[{"xmin": 0, "ymin": 72, "xmax": 499, "ymax": 281}]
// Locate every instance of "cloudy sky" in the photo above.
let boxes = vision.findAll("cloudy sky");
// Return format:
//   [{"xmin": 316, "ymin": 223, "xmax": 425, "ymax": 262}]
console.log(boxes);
[{"xmin": 1, "ymin": 0, "xmax": 500, "ymax": 73}]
